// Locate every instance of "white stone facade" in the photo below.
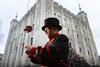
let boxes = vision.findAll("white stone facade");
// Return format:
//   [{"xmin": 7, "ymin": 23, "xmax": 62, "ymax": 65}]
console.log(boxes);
[
  {"xmin": 2, "ymin": 0, "xmax": 99, "ymax": 67},
  {"xmin": 0, "ymin": 53, "xmax": 3, "ymax": 67}
]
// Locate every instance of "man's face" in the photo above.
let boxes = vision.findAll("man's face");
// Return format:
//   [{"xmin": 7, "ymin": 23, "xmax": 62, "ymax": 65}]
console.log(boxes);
[{"xmin": 44, "ymin": 26, "xmax": 55, "ymax": 37}]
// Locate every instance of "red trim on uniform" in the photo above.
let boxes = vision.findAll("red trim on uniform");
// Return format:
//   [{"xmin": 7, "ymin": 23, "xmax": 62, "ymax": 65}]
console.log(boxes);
[
  {"xmin": 30, "ymin": 47, "xmax": 36, "ymax": 54},
  {"xmin": 49, "ymin": 32, "xmax": 59, "ymax": 40},
  {"xmin": 44, "ymin": 32, "xmax": 59, "ymax": 61},
  {"xmin": 39, "ymin": 48, "xmax": 43, "ymax": 55},
  {"xmin": 26, "ymin": 32, "xmax": 61, "ymax": 64}
]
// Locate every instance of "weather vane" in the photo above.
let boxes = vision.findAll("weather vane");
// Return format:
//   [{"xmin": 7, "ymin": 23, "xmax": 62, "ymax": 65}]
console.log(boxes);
[
  {"xmin": 27, "ymin": 0, "xmax": 30, "ymax": 11},
  {"xmin": 15, "ymin": 11, "xmax": 18, "ymax": 19},
  {"xmin": 79, "ymin": 4, "xmax": 82, "ymax": 12}
]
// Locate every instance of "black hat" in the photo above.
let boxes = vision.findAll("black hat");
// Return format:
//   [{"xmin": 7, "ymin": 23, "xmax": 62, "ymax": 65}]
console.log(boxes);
[{"xmin": 42, "ymin": 17, "xmax": 62, "ymax": 31}]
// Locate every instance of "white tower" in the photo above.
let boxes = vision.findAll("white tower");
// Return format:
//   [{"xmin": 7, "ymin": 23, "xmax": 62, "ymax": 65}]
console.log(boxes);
[{"xmin": 33, "ymin": 0, "xmax": 54, "ymax": 46}]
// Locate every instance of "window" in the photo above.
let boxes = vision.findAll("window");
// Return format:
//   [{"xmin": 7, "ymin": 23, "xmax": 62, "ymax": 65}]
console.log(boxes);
[
  {"xmin": 64, "ymin": 18, "xmax": 67, "ymax": 22},
  {"xmin": 58, "ymin": 15, "xmax": 59, "ymax": 17},
  {"xmin": 95, "ymin": 53, "xmax": 97, "ymax": 57},
  {"xmin": 88, "ymin": 50, "xmax": 90, "ymax": 55},
  {"xmin": 68, "ymin": 29, "xmax": 69, "ymax": 33},
  {"xmin": 34, "ymin": 12, "xmax": 35, "ymax": 15},
  {"xmin": 0, "ymin": 58, "xmax": 1, "ymax": 60},
  {"xmin": 32, "ymin": 24, "xmax": 34, "ymax": 30},
  {"xmin": 59, "ymin": 15, "xmax": 61, "ymax": 18},
  {"xmin": 77, "ymin": 34, "xmax": 79, "ymax": 38},
  {"xmin": 80, "ymin": 47, "xmax": 82, "ymax": 53},
  {"xmin": 31, "ymin": 37, "xmax": 33, "ymax": 45},
  {"xmin": 69, "ymin": 42, "xmax": 71, "ymax": 47},
  {"xmin": 76, "ymin": 25, "xmax": 78, "ymax": 29},
  {"xmin": 83, "ymin": 28, "xmax": 85, "ymax": 33},
  {"xmin": 21, "ymin": 43, "xmax": 24, "ymax": 56},
  {"xmin": 54, "ymin": 13, "xmax": 56, "ymax": 15},
  {"xmin": 58, "ymin": 15, "xmax": 61, "ymax": 18},
  {"xmin": 85, "ymin": 38, "xmax": 86, "ymax": 41},
  {"xmin": 33, "ymin": 24, "xmax": 34, "ymax": 27}
]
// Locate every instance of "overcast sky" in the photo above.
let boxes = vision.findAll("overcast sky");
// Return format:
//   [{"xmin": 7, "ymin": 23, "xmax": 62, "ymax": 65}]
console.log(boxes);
[{"xmin": 0, "ymin": 0, "xmax": 100, "ymax": 55}]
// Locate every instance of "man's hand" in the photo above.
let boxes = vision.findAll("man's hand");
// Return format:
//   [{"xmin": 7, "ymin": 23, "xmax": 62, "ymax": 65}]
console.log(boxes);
[
  {"xmin": 25, "ymin": 45, "xmax": 32, "ymax": 54},
  {"xmin": 25, "ymin": 45, "xmax": 32, "ymax": 51},
  {"xmin": 25, "ymin": 45, "xmax": 36, "ymax": 55}
]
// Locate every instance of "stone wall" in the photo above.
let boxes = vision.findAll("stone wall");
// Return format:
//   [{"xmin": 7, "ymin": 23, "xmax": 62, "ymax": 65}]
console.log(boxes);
[
  {"xmin": 0, "ymin": 53, "xmax": 3, "ymax": 66},
  {"xmin": 2, "ymin": 0, "xmax": 99, "ymax": 67}
]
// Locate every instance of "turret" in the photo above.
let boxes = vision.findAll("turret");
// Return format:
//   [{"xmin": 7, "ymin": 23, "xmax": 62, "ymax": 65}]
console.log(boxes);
[
  {"xmin": 77, "ymin": 4, "xmax": 88, "ymax": 22},
  {"xmin": 10, "ymin": 14, "xmax": 18, "ymax": 29}
]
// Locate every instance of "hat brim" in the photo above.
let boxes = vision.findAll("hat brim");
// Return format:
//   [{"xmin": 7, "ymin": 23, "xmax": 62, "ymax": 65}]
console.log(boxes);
[{"xmin": 42, "ymin": 25, "xmax": 62, "ymax": 31}]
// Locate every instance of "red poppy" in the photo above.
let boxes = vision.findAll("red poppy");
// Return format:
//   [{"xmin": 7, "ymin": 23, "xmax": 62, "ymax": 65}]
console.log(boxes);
[{"xmin": 24, "ymin": 26, "xmax": 32, "ymax": 33}]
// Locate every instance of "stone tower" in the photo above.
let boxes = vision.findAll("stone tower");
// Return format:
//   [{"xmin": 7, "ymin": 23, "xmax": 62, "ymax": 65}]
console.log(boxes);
[
  {"xmin": 2, "ymin": 0, "xmax": 99, "ymax": 67},
  {"xmin": 77, "ymin": 10, "xmax": 99, "ymax": 65},
  {"xmin": 1, "ymin": 19, "xmax": 19, "ymax": 67},
  {"xmin": 33, "ymin": 0, "xmax": 54, "ymax": 46}
]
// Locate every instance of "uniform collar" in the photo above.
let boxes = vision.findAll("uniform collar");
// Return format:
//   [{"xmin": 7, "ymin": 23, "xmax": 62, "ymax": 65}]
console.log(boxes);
[{"xmin": 49, "ymin": 32, "xmax": 59, "ymax": 40}]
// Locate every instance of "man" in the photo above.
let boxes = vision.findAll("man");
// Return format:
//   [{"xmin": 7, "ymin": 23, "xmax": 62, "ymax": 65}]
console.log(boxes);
[{"xmin": 25, "ymin": 17, "xmax": 69, "ymax": 67}]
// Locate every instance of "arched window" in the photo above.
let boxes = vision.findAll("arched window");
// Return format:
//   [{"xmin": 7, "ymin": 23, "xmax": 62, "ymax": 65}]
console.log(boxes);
[
  {"xmin": 85, "ymin": 38, "xmax": 86, "ymax": 41},
  {"xmin": 69, "ymin": 42, "xmax": 71, "ymax": 47},
  {"xmin": 31, "ymin": 37, "xmax": 33, "ymax": 45},
  {"xmin": 77, "ymin": 34, "xmax": 79, "ymax": 38},
  {"xmin": 54, "ymin": 13, "xmax": 56, "ymax": 16},
  {"xmin": 68, "ymin": 29, "xmax": 69, "ymax": 33},
  {"xmin": 88, "ymin": 50, "xmax": 90, "ymax": 55},
  {"xmin": 21, "ymin": 43, "xmax": 24, "ymax": 56},
  {"xmin": 79, "ymin": 47, "xmax": 82, "ymax": 53}
]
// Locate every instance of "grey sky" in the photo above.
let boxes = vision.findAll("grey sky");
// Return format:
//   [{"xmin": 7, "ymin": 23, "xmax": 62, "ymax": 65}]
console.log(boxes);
[{"xmin": 0, "ymin": 0, "xmax": 100, "ymax": 55}]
